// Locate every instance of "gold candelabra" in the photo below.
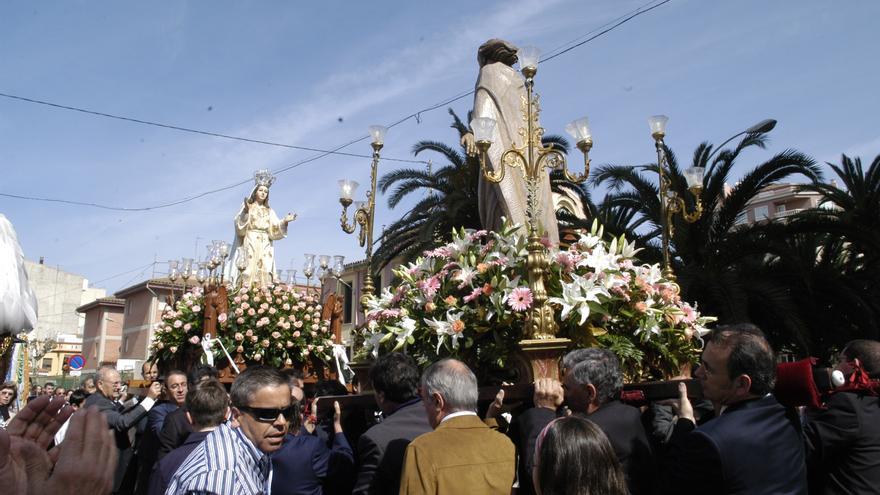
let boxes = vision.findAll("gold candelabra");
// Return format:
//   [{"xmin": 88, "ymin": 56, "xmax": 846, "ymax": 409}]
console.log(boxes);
[
  {"xmin": 338, "ymin": 125, "xmax": 386, "ymax": 312},
  {"xmin": 649, "ymin": 115, "xmax": 704, "ymax": 280},
  {"xmin": 471, "ymin": 46, "xmax": 593, "ymax": 339}
]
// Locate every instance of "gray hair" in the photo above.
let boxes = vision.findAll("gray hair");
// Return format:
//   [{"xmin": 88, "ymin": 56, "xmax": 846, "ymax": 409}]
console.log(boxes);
[
  {"xmin": 421, "ymin": 359, "xmax": 478, "ymax": 413},
  {"xmin": 230, "ymin": 366, "xmax": 289, "ymax": 408},
  {"xmin": 562, "ymin": 348, "xmax": 595, "ymax": 373},
  {"xmin": 97, "ymin": 365, "xmax": 119, "ymax": 381},
  {"xmin": 567, "ymin": 348, "xmax": 623, "ymax": 404}
]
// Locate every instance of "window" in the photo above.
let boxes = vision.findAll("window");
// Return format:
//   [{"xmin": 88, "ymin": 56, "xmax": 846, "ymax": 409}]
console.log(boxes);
[
  {"xmin": 42, "ymin": 358, "xmax": 53, "ymax": 370},
  {"xmin": 735, "ymin": 211, "xmax": 749, "ymax": 225},
  {"xmin": 775, "ymin": 204, "xmax": 786, "ymax": 213},
  {"xmin": 754, "ymin": 205, "xmax": 769, "ymax": 221}
]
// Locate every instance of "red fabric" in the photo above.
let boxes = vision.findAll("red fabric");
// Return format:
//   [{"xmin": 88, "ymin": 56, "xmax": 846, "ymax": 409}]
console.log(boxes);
[
  {"xmin": 620, "ymin": 389, "xmax": 647, "ymax": 407},
  {"xmin": 832, "ymin": 360, "xmax": 880, "ymax": 397},
  {"xmin": 775, "ymin": 358, "xmax": 823, "ymax": 408}
]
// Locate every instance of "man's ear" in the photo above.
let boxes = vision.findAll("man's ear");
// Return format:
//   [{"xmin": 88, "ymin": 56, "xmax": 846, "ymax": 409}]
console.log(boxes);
[
  {"xmin": 431, "ymin": 392, "xmax": 445, "ymax": 412},
  {"xmin": 734, "ymin": 374, "xmax": 753, "ymax": 396},
  {"xmin": 585, "ymin": 383, "xmax": 598, "ymax": 403}
]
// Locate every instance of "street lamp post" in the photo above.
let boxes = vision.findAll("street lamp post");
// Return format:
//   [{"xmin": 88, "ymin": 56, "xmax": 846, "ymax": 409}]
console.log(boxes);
[
  {"xmin": 471, "ymin": 46, "xmax": 593, "ymax": 339},
  {"xmin": 339, "ymin": 125, "xmax": 386, "ymax": 312}
]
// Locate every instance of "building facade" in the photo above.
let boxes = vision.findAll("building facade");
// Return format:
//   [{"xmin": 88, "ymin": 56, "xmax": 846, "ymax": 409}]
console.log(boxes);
[
  {"xmin": 734, "ymin": 183, "xmax": 826, "ymax": 226},
  {"xmin": 77, "ymin": 297, "xmax": 125, "ymax": 373},
  {"xmin": 36, "ymin": 333, "xmax": 83, "ymax": 376}
]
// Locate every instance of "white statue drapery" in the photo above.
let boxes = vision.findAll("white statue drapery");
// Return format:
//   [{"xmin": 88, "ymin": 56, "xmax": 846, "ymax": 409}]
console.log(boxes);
[
  {"xmin": 471, "ymin": 45, "xmax": 559, "ymax": 244},
  {"xmin": 227, "ymin": 172, "xmax": 296, "ymax": 288}
]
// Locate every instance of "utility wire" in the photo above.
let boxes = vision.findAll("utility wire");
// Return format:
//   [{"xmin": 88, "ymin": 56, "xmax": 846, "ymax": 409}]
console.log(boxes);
[
  {"xmin": 0, "ymin": 92, "xmax": 427, "ymax": 165},
  {"xmin": 0, "ymin": 0, "xmax": 672, "ymax": 212}
]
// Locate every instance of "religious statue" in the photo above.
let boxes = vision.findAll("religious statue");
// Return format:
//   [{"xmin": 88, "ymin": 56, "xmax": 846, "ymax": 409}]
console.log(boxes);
[
  {"xmin": 228, "ymin": 169, "xmax": 297, "ymax": 288},
  {"xmin": 461, "ymin": 39, "xmax": 560, "ymax": 245}
]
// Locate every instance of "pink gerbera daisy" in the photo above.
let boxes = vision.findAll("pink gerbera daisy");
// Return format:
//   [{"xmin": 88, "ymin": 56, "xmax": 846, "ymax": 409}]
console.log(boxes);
[{"xmin": 506, "ymin": 287, "xmax": 534, "ymax": 312}]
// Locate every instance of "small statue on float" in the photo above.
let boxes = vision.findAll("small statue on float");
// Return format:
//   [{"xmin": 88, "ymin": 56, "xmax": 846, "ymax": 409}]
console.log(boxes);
[{"xmin": 228, "ymin": 169, "xmax": 297, "ymax": 288}]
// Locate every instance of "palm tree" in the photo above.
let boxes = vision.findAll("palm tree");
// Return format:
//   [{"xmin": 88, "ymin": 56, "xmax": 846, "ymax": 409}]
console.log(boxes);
[
  {"xmin": 372, "ymin": 109, "xmax": 482, "ymax": 270},
  {"xmin": 592, "ymin": 131, "xmax": 823, "ymax": 352}
]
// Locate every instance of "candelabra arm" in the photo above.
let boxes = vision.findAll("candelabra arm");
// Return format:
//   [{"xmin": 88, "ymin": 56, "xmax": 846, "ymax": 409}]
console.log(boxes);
[
  {"xmin": 682, "ymin": 187, "xmax": 704, "ymax": 223},
  {"xmin": 354, "ymin": 206, "xmax": 371, "ymax": 249},
  {"xmin": 563, "ymin": 139, "xmax": 592, "ymax": 183},
  {"xmin": 340, "ymin": 201, "xmax": 357, "ymax": 234},
  {"xmin": 477, "ymin": 140, "xmax": 505, "ymax": 183}
]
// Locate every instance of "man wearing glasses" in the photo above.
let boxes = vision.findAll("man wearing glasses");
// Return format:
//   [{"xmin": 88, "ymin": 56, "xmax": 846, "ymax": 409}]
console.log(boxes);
[{"xmin": 166, "ymin": 366, "xmax": 293, "ymax": 495}]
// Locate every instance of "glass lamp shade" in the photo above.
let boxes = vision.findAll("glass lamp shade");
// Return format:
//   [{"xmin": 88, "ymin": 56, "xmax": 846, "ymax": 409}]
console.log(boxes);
[
  {"xmin": 318, "ymin": 255, "xmax": 331, "ymax": 269},
  {"xmin": 196, "ymin": 262, "xmax": 209, "ymax": 284},
  {"xmin": 648, "ymin": 115, "xmax": 669, "ymax": 137},
  {"xmin": 303, "ymin": 253, "xmax": 316, "ymax": 270},
  {"xmin": 684, "ymin": 167, "xmax": 705, "ymax": 188},
  {"xmin": 517, "ymin": 45, "xmax": 541, "ymax": 70},
  {"xmin": 470, "ymin": 117, "xmax": 497, "ymax": 143},
  {"xmin": 235, "ymin": 249, "xmax": 248, "ymax": 271},
  {"xmin": 287, "ymin": 269, "xmax": 297, "ymax": 285},
  {"xmin": 368, "ymin": 125, "xmax": 388, "ymax": 145},
  {"xmin": 338, "ymin": 179, "xmax": 359, "ymax": 201},
  {"xmin": 181, "ymin": 258, "xmax": 194, "ymax": 278},
  {"xmin": 168, "ymin": 260, "xmax": 179, "ymax": 281},
  {"xmin": 332, "ymin": 255, "xmax": 345, "ymax": 276},
  {"xmin": 565, "ymin": 117, "xmax": 592, "ymax": 142},
  {"xmin": 218, "ymin": 241, "xmax": 230, "ymax": 258}
]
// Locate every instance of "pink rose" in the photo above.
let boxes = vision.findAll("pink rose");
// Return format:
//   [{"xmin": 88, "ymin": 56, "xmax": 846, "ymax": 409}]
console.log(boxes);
[
  {"xmin": 253, "ymin": 353, "xmax": 262, "ymax": 361},
  {"xmin": 173, "ymin": 320, "xmax": 182, "ymax": 328},
  {"xmin": 250, "ymin": 335, "xmax": 258, "ymax": 343},
  {"xmin": 271, "ymin": 331, "xmax": 281, "ymax": 339},
  {"xmin": 286, "ymin": 341, "xmax": 294, "ymax": 348},
  {"xmin": 192, "ymin": 305, "xmax": 201, "ymax": 313},
  {"xmin": 261, "ymin": 339, "xmax": 270, "ymax": 348},
  {"xmin": 293, "ymin": 331, "xmax": 301, "ymax": 338},
  {"xmin": 284, "ymin": 358, "xmax": 293, "ymax": 366},
  {"xmin": 218, "ymin": 313, "xmax": 228, "ymax": 323},
  {"xmin": 183, "ymin": 323, "xmax": 192, "ymax": 331},
  {"xmin": 234, "ymin": 332, "xmax": 244, "ymax": 341},
  {"xmin": 282, "ymin": 303, "xmax": 291, "ymax": 311},
  {"xmin": 189, "ymin": 335, "xmax": 201, "ymax": 345},
  {"xmin": 294, "ymin": 321, "xmax": 303, "ymax": 328},
  {"xmin": 169, "ymin": 346, "xmax": 178, "ymax": 353},
  {"xmin": 237, "ymin": 317, "xmax": 245, "ymax": 324},
  {"xmin": 156, "ymin": 342, "xmax": 164, "ymax": 349},
  {"xmin": 241, "ymin": 302, "xmax": 250, "ymax": 310},
  {"xmin": 248, "ymin": 308, "xmax": 256, "ymax": 316},
  {"xmin": 236, "ymin": 346, "xmax": 244, "ymax": 353}
]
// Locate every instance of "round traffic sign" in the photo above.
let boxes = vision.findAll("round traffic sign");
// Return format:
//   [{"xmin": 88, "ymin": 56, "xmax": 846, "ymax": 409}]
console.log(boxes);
[{"xmin": 68, "ymin": 354, "xmax": 85, "ymax": 370}]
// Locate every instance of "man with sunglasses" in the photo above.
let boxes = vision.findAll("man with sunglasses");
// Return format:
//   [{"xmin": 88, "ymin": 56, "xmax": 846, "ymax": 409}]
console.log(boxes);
[{"xmin": 166, "ymin": 366, "xmax": 293, "ymax": 495}]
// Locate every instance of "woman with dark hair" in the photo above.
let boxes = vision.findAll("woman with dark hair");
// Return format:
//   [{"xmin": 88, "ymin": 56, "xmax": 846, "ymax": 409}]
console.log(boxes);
[
  {"xmin": 0, "ymin": 381, "xmax": 17, "ymax": 428},
  {"xmin": 533, "ymin": 416, "xmax": 628, "ymax": 495}
]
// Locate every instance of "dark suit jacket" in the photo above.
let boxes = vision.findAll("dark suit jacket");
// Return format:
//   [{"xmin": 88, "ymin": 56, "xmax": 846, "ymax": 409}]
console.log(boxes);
[
  {"xmin": 512, "ymin": 401, "xmax": 657, "ymax": 495},
  {"xmin": 662, "ymin": 394, "xmax": 808, "ymax": 495},
  {"xmin": 147, "ymin": 430, "xmax": 210, "ymax": 495},
  {"xmin": 400, "ymin": 414, "xmax": 515, "ymax": 495},
  {"xmin": 803, "ymin": 391, "xmax": 880, "ymax": 495},
  {"xmin": 352, "ymin": 399, "xmax": 432, "ymax": 495},
  {"xmin": 84, "ymin": 391, "xmax": 151, "ymax": 492},
  {"xmin": 271, "ymin": 431, "xmax": 355, "ymax": 495},
  {"xmin": 157, "ymin": 406, "xmax": 193, "ymax": 460}
]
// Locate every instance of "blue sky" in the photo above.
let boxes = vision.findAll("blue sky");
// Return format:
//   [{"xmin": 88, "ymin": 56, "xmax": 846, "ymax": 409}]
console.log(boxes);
[{"xmin": 1, "ymin": 0, "xmax": 878, "ymax": 294}]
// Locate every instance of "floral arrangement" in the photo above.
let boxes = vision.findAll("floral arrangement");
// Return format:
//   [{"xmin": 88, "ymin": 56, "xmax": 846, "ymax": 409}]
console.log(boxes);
[
  {"xmin": 151, "ymin": 284, "xmax": 336, "ymax": 370},
  {"xmin": 358, "ymin": 222, "xmax": 715, "ymax": 380}
]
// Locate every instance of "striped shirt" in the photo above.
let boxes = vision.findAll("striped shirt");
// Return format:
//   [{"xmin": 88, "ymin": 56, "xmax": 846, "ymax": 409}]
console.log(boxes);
[{"xmin": 165, "ymin": 422, "xmax": 272, "ymax": 495}]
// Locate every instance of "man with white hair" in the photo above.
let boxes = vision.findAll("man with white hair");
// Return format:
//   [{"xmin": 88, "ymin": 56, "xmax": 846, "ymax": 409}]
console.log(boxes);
[
  {"xmin": 399, "ymin": 358, "xmax": 515, "ymax": 494},
  {"xmin": 85, "ymin": 364, "xmax": 162, "ymax": 494}
]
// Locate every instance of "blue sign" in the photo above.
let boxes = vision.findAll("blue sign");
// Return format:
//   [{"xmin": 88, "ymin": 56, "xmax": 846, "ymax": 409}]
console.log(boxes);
[{"xmin": 68, "ymin": 354, "xmax": 85, "ymax": 370}]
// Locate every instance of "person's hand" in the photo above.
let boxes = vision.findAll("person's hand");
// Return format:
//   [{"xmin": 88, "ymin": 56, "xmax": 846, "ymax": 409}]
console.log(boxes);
[
  {"xmin": 485, "ymin": 389, "xmax": 505, "ymax": 420},
  {"xmin": 146, "ymin": 382, "xmax": 162, "ymax": 400},
  {"xmin": 533, "ymin": 378, "xmax": 564, "ymax": 411},
  {"xmin": 673, "ymin": 382, "xmax": 695, "ymax": 424},
  {"xmin": 0, "ymin": 396, "xmax": 116, "ymax": 495},
  {"xmin": 304, "ymin": 401, "xmax": 318, "ymax": 434},
  {"xmin": 461, "ymin": 132, "xmax": 477, "ymax": 157},
  {"xmin": 332, "ymin": 401, "xmax": 343, "ymax": 434},
  {"xmin": 283, "ymin": 212, "xmax": 297, "ymax": 224}
]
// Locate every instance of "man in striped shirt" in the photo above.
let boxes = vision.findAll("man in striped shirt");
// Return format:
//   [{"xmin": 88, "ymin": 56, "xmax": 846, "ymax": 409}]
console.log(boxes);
[{"xmin": 166, "ymin": 366, "xmax": 293, "ymax": 495}]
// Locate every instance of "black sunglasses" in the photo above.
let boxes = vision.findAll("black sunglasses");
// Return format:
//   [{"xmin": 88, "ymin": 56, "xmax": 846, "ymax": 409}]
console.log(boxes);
[{"xmin": 238, "ymin": 405, "xmax": 297, "ymax": 423}]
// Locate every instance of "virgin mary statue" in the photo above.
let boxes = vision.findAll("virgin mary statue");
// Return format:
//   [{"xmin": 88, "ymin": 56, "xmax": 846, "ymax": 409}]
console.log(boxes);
[{"xmin": 228, "ymin": 169, "xmax": 297, "ymax": 288}]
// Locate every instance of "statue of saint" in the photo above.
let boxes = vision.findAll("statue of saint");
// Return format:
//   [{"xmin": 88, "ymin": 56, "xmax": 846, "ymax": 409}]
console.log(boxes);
[
  {"xmin": 228, "ymin": 170, "xmax": 297, "ymax": 288},
  {"xmin": 461, "ymin": 38, "xmax": 559, "ymax": 245}
]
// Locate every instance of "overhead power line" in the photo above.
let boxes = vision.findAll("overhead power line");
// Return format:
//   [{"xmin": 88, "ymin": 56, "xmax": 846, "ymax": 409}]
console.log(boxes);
[{"xmin": 0, "ymin": 0, "xmax": 672, "ymax": 212}]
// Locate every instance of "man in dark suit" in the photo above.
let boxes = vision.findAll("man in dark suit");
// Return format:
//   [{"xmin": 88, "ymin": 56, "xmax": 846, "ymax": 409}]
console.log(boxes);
[
  {"xmin": 85, "ymin": 364, "xmax": 162, "ymax": 494},
  {"xmin": 803, "ymin": 339, "xmax": 880, "ymax": 495},
  {"xmin": 513, "ymin": 348, "xmax": 656, "ymax": 495},
  {"xmin": 353, "ymin": 352, "xmax": 432, "ymax": 495},
  {"xmin": 399, "ymin": 359, "xmax": 515, "ymax": 495},
  {"xmin": 664, "ymin": 324, "xmax": 808, "ymax": 494},
  {"xmin": 147, "ymin": 379, "xmax": 230, "ymax": 495},
  {"xmin": 156, "ymin": 364, "xmax": 218, "ymax": 460}
]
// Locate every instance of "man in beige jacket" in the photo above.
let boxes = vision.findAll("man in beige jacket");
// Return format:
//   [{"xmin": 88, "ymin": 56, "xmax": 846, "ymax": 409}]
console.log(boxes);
[{"xmin": 399, "ymin": 359, "xmax": 515, "ymax": 494}]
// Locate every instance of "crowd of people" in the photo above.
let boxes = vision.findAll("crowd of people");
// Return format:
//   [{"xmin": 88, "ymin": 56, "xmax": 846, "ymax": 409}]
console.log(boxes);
[{"xmin": 0, "ymin": 324, "xmax": 878, "ymax": 494}]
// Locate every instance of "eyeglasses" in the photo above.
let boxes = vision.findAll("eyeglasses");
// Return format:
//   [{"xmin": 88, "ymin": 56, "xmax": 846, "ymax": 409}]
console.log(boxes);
[{"xmin": 238, "ymin": 405, "xmax": 297, "ymax": 423}]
